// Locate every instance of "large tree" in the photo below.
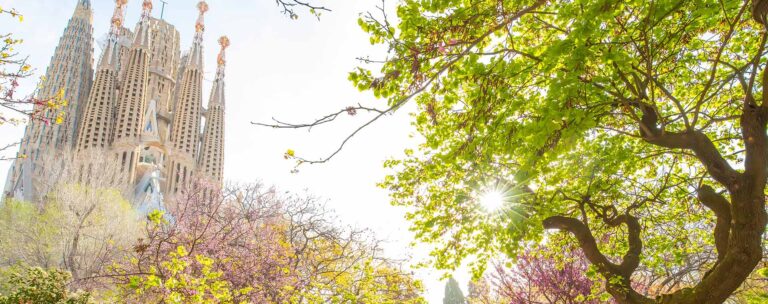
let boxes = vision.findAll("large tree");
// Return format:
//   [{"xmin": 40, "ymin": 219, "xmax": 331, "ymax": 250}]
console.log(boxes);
[
  {"xmin": 0, "ymin": 149, "xmax": 140, "ymax": 285},
  {"xmin": 265, "ymin": 0, "xmax": 768, "ymax": 303}
]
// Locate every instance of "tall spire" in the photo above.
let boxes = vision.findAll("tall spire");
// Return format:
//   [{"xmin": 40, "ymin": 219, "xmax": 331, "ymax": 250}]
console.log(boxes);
[
  {"xmin": 198, "ymin": 36, "xmax": 229, "ymax": 183},
  {"xmin": 133, "ymin": 0, "xmax": 153, "ymax": 47},
  {"xmin": 109, "ymin": 0, "xmax": 128, "ymax": 38},
  {"xmin": 166, "ymin": 1, "xmax": 208, "ymax": 193},
  {"xmin": 77, "ymin": 0, "xmax": 127, "ymax": 151},
  {"xmin": 211, "ymin": 36, "xmax": 229, "ymax": 106},
  {"xmin": 188, "ymin": 1, "xmax": 208, "ymax": 68},
  {"xmin": 98, "ymin": 0, "xmax": 128, "ymax": 69},
  {"xmin": 6, "ymin": 0, "xmax": 95, "ymax": 200},
  {"xmin": 114, "ymin": 0, "xmax": 154, "ymax": 183}
]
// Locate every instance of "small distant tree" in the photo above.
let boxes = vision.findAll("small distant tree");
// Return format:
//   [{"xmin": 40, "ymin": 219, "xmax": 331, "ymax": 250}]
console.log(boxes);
[
  {"xmin": 466, "ymin": 278, "xmax": 493, "ymax": 304},
  {"xmin": 443, "ymin": 277, "xmax": 466, "ymax": 304}
]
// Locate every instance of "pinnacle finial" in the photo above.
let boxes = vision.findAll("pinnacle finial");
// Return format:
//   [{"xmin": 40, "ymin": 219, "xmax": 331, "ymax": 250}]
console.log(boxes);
[
  {"xmin": 77, "ymin": 0, "xmax": 92, "ymax": 9},
  {"xmin": 217, "ymin": 36, "xmax": 230, "ymax": 66},
  {"xmin": 141, "ymin": 0, "xmax": 153, "ymax": 19},
  {"xmin": 109, "ymin": 0, "xmax": 128, "ymax": 36},
  {"xmin": 195, "ymin": 1, "xmax": 209, "ymax": 33}
]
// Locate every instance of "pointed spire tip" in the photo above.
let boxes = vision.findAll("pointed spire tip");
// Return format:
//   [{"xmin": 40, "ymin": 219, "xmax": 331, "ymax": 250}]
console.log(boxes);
[
  {"xmin": 78, "ymin": 0, "xmax": 92, "ymax": 9},
  {"xmin": 142, "ymin": 0, "xmax": 153, "ymax": 20},
  {"xmin": 217, "ymin": 36, "xmax": 230, "ymax": 66},
  {"xmin": 109, "ymin": 0, "xmax": 128, "ymax": 36},
  {"xmin": 196, "ymin": 1, "xmax": 209, "ymax": 33}
]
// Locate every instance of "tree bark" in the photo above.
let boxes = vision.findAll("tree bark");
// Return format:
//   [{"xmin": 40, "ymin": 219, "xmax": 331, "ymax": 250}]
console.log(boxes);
[{"xmin": 697, "ymin": 185, "xmax": 730, "ymax": 262}]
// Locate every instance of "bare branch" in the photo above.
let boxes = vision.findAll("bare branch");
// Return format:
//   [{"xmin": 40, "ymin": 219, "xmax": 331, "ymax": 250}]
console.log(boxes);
[
  {"xmin": 275, "ymin": 0, "xmax": 330, "ymax": 19},
  {"xmin": 252, "ymin": 104, "xmax": 388, "ymax": 131},
  {"xmin": 255, "ymin": 0, "xmax": 549, "ymax": 165}
]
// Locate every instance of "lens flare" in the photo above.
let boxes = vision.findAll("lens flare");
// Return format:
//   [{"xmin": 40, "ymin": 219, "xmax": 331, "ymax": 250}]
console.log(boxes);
[{"xmin": 479, "ymin": 189, "xmax": 505, "ymax": 211}]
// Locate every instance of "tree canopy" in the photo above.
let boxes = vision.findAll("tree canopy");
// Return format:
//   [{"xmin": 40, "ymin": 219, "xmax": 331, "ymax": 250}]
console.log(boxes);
[{"xmin": 332, "ymin": 0, "xmax": 768, "ymax": 302}]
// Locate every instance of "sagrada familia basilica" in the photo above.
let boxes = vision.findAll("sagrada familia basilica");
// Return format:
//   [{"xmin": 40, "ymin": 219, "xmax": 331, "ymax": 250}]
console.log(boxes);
[{"xmin": 3, "ymin": 0, "xmax": 227, "ymax": 206}]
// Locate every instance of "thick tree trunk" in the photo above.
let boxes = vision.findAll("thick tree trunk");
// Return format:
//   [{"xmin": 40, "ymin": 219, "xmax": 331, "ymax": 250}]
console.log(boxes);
[
  {"xmin": 657, "ymin": 190, "xmax": 766, "ymax": 304},
  {"xmin": 545, "ymin": 189, "xmax": 766, "ymax": 304},
  {"xmin": 544, "ymin": 101, "xmax": 768, "ymax": 304}
]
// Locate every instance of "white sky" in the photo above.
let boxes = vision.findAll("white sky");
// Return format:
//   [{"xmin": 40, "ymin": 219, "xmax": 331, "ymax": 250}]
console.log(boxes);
[{"xmin": 0, "ymin": 0, "xmax": 472, "ymax": 302}]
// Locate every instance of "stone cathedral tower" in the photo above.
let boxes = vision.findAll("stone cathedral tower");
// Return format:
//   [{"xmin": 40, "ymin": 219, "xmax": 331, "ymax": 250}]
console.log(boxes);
[
  {"xmin": 4, "ymin": 0, "xmax": 229, "ymax": 206},
  {"xmin": 6, "ymin": 0, "xmax": 94, "ymax": 201},
  {"xmin": 198, "ymin": 36, "xmax": 229, "ymax": 184},
  {"xmin": 166, "ymin": 1, "xmax": 208, "ymax": 194}
]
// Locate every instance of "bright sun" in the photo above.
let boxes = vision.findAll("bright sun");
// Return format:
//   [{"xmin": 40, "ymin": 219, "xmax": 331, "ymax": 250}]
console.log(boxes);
[{"xmin": 479, "ymin": 190, "xmax": 505, "ymax": 211}]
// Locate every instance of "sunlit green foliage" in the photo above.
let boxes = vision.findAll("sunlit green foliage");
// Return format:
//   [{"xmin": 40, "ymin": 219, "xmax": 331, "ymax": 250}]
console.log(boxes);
[
  {"xmin": 352, "ymin": 0, "xmax": 768, "ymax": 302},
  {"xmin": 0, "ymin": 199, "xmax": 62, "ymax": 266},
  {"xmin": 0, "ymin": 184, "xmax": 139, "ymax": 283},
  {"xmin": 117, "ymin": 246, "xmax": 239, "ymax": 304}
]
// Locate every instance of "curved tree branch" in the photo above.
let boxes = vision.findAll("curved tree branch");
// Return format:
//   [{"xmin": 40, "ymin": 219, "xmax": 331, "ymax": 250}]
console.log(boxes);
[
  {"xmin": 635, "ymin": 101, "xmax": 741, "ymax": 188},
  {"xmin": 696, "ymin": 185, "xmax": 731, "ymax": 261},
  {"xmin": 543, "ymin": 216, "xmax": 617, "ymax": 273},
  {"xmin": 543, "ymin": 215, "xmax": 651, "ymax": 304},
  {"xmin": 605, "ymin": 214, "xmax": 642, "ymax": 276}
]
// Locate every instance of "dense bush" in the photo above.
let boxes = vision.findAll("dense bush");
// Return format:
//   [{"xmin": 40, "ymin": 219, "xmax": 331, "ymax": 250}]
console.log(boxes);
[{"xmin": 0, "ymin": 265, "xmax": 91, "ymax": 304}]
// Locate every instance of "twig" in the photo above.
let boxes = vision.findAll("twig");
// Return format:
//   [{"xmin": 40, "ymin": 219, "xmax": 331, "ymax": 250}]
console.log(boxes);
[
  {"xmin": 254, "ymin": 0, "xmax": 548, "ymax": 165},
  {"xmin": 275, "ymin": 0, "xmax": 331, "ymax": 19}
]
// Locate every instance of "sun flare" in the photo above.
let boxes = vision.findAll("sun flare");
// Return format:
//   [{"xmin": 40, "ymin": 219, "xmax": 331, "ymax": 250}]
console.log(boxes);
[{"xmin": 479, "ymin": 189, "xmax": 505, "ymax": 211}]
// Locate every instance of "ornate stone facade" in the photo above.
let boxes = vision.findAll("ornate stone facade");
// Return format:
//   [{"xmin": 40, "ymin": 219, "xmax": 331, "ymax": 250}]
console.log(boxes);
[{"xmin": 4, "ymin": 0, "xmax": 228, "ymax": 205}]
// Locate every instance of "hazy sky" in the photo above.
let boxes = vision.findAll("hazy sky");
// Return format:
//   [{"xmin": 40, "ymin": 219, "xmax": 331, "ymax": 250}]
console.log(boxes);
[{"xmin": 0, "ymin": 0, "xmax": 472, "ymax": 301}]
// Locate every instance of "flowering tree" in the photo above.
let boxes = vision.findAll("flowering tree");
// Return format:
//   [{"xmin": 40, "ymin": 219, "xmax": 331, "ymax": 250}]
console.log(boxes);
[
  {"xmin": 111, "ymin": 180, "xmax": 425, "ymax": 303},
  {"xmin": 109, "ymin": 181, "xmax": 289, "ymax": 303},
  {"xmin": 0, "ymin": 7, "xmax": 32, "ymax": 127},
  {"xmin": 488, "ymin": 248, "xmax": 604, "ymax": 304},
  {"xmin": 119, "ymin": 246, "xmax": 240, "ymax": 304}
]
